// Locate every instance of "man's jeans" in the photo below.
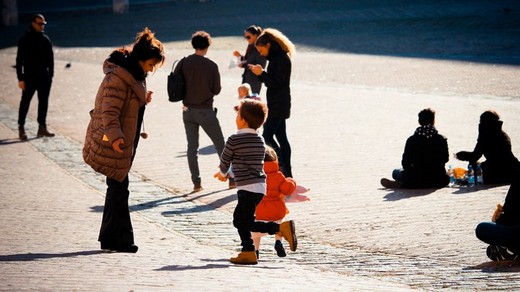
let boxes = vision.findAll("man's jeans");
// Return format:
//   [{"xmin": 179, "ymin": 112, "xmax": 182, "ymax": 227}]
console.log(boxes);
[{"xmin": 183, "ymin": 107, "xmax": 225, "ymax": 185}]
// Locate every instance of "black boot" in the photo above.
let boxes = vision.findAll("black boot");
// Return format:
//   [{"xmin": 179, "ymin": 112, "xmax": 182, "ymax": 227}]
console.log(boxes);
[
  {"xmin": 19, "ymin": 126, "xmax": 27, "ymax": 140},
  {"xmin": 37, "ymin": 125, "xmax": 55, "ymax": 138}
]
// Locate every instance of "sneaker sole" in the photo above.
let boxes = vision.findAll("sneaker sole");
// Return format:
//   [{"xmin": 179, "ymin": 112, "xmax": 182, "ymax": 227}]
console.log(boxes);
[{"xmin": 289, "ymin": 220, "xmax": 297, "ymax": 252}]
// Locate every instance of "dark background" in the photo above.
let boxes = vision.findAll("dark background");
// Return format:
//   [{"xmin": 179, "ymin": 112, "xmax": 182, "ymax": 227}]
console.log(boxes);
[{"xmin": 1, "ymin": 0, "xmax": 519, "ymax": 65}]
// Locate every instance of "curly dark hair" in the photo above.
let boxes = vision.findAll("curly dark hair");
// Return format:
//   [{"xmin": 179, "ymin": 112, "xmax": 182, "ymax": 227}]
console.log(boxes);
[
  {"xmin": 131, "ymin": 27, "xmax": 165, "ymax": 67},
  {"xmin": 191, "ymin": 31, "xmax": 212, "ymax": 50}
]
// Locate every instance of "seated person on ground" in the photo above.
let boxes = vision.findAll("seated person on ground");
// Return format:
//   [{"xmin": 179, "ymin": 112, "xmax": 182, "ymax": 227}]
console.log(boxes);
[
  {"xmin": 475, "ymin": 179, "xmax": 520, "ymax": 261},
  {"xmin": 381, "ymin": 108, "xmax": 450, "ymax": 189},
  {"xmin": 455, "ymin": 110, "xmax": 520, "ymax": 185}
]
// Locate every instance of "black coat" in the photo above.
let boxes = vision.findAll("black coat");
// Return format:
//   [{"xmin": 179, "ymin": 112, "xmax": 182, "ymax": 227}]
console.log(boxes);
[
  {"xmin": 241, "ymin": 44, "xmax": 266, "ymax": 94},
  {"xmin": 457, "ymin": 121, "xmax": 520, "ymax": 184},
  {"xmin": 497, "ymin": 180, "xmax": 520, "ymax": 226},
  {"xmin": 16, "ymin": 26, "xmax": 54, "ymax": 81},
  {"xmin": 401, "ymin": 131, "xmax": 450, "ymax": 188},
  {"xmin": 259, "ymin": 44, "xmax": 291, "ymax": 119}
]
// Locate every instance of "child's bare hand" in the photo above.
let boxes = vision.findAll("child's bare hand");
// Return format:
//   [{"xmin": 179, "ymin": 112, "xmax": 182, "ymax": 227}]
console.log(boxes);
[{"xmin": 213, "ymin": 172, "xmax": 228, "ymax": 182}]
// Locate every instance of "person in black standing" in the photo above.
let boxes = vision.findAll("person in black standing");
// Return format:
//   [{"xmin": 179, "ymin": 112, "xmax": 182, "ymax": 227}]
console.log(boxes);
[
  {"xmin": 232, "ymin": 25, "xmax": 266, "ymax": 95},
  {"xmin": 249, "ymin": 28, "xmax": 296, "ymax": 178},
  {"xmin": 16, "ymin": 14, "xmax": 55, "ymax": 140}
]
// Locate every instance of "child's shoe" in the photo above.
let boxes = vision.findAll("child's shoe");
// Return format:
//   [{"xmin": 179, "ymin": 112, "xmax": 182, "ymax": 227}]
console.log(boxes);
[
  {"xmin": 255, "ymin": 250, "xmax": 259, "ymax": 259},
  {"xmin": 230, "ymin": 251, "xmax": 257, "ymax": 265},
  {"xmin": 278, "ymin": 220, "xmax": 297, "ymax": 252},
  {"xmin": 274, "ymin": 240, "xmax": 286, "ymax": 257}
]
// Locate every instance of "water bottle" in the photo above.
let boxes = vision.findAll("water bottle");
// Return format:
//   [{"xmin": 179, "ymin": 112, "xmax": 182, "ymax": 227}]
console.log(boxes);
[
  {"xmin": 467, "ymin": 164, "xmax": 475, "ymax": 187},
  {"xmin": 448, "ymin": 165, "xmax": 455, "ymax": 187},
  {"xmin": 476, "ymin": 164, "xmax": 483, "ymax": 185}
]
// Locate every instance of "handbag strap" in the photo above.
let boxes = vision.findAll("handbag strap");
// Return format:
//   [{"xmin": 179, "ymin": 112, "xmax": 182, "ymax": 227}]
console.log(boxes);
[{"xmin": 171, "ymin": 57, "xmax": 185, "ymax": 73}]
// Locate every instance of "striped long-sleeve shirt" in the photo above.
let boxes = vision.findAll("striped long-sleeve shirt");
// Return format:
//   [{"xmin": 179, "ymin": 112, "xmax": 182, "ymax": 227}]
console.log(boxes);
[{"xmin": 219, "ymin": 128, "xmax": 266, "ymax": 189}]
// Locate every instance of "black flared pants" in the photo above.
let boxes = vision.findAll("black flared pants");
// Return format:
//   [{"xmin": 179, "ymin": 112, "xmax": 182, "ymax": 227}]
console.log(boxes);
[{"xmin": 98, "ymin": 175, "xmax": 134, "ymax": 246}]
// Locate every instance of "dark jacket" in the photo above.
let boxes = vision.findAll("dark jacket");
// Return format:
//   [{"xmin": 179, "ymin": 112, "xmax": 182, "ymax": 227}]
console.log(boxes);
[
  {"xmin": 241, "ymin": 44, "xmax": 266, "ymax": 94},
  {"xmin": 16, "ymin": 26, "xmax": 54, "ymax": 81},
  {"xmin": 83, "ymin": 51, "xmax": 147, "ymax": 182},
  {"xmin": 401, "ymin": 126, "xmax": 450, "ymax": 188},
  {"xmin": 178, "ymin": 54, "xmax": 221, "ymax": 109},
  {"xmin": 496, "ymin": 180, "xmax": 520, "ymax": 226},
  {"xmin": 259, "ymin": 43, "xmax": 292, "ymax": 119},
  {"xmin": 457, "ymin": 121, "xmax": 520, "ymax": 184}
]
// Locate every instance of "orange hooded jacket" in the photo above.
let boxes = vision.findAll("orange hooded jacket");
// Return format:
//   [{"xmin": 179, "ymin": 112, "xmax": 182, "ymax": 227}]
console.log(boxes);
[{"xmin": 255, "ymin": 161, "xmax": 297, "ymax": 221}]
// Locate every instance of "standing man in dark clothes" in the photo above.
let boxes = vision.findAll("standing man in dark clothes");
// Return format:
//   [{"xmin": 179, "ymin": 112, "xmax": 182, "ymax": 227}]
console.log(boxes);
[
  {"xmin": 16, "ymin": 13, "xmax": 55, "ymax": 140},
  {"xmin": 175, "ymin": 31, "xmax": 230, "ymax": 192}
]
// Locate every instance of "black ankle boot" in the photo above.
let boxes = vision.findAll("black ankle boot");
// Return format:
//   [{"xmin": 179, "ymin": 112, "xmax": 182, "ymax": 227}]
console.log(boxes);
[
  {"xmin": 37, "ymin": 126, "xmax": 55, "ymax": 138},
  {"xmin": 100, "ymin": 242, "xmax": 138, "ymax": 253},
  {"xmin": 114, "ymin": 244, "xmax": 139, "ymax": 253},
  {"xmin": 19, "ymin": 126, "xmax": 27, "ymax": 140}
]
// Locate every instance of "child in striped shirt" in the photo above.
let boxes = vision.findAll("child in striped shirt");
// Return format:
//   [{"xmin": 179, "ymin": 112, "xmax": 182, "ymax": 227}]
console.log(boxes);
[{"xmin": 214, "ymin": 99, "xmax": 296, "ymax": 265}]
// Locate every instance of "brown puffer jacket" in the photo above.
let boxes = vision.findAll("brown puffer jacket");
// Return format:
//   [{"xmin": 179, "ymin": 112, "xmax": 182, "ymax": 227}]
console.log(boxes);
[{"xmin": 83, "ymin": 59, "xmax": 146, "ymax": 182}]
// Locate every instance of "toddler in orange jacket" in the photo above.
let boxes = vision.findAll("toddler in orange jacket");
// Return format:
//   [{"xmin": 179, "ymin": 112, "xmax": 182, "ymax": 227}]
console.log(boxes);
[{"xmin": 252, "ymin": 146, "xmax": 296, "ymax": 258}]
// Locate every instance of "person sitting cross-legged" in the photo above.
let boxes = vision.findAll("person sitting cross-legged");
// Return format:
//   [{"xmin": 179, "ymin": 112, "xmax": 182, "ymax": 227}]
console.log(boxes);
[{"xmin": 381, "ymin": 108, "xmax": 450, "ymax": 189}]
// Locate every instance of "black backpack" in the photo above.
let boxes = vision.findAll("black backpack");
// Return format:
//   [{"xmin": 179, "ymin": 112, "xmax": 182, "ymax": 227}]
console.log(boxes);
[{"xmin": 167, "ymin": 57, "xmax": 186, "ymax": 102}]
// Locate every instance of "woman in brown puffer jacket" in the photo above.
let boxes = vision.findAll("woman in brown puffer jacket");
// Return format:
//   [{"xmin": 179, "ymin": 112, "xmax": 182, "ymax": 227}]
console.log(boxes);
[{"xmin": 83, "ymin": 28, "xmax": 165, "ymax": 253}]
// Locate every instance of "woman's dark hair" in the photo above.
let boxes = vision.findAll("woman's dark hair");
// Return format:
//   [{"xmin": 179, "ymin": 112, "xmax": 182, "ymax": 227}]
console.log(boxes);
[
  {"xmin": 245, "ymin": 25, "xmax": 262, "ymax": 36},
  {"xmin": 191, "ymin": 31, "xmax": 212, "ymax": 50},
  {"xmin": 130, "ymin": 27, "xmax": 165, "ymax": 67},
  {"xmin": 479, "ymin": 110, "xmax": 503, "ymax": 134},
  {"xmin": 480, "ymin": 110, "xmax": 500, "ymax": 126},
  {"xmin": 418, "ymin": 108, "xmax": 435, "ymax": 126}
]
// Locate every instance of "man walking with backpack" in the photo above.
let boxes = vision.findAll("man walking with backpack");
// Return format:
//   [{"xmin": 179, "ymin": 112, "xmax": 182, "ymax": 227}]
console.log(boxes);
[{"xmin": 175, "ymin": 31, "xmax": 233, "ymax": 192}]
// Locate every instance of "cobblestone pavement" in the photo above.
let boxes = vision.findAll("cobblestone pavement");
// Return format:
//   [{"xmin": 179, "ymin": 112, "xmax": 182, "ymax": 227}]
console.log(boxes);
[{"xmin": 1, "ymin": 0, "xmax": 520, "ymax": 290}]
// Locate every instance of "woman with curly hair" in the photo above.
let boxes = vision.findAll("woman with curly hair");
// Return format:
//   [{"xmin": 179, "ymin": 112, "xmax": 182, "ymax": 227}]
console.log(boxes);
[
  {"xmin": 249, "ymin": 28, "xmax": 296, "ymax": 177},
  {"xmin": 83, "ymin": 27, "xmax": 165, "ymax": 253}
]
